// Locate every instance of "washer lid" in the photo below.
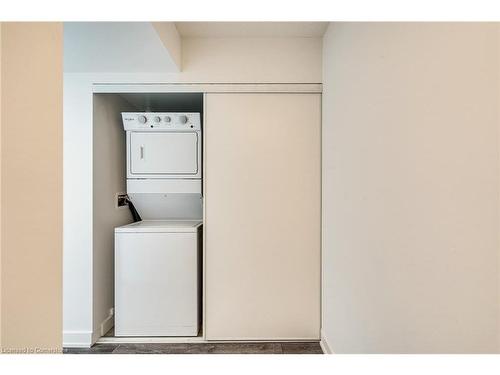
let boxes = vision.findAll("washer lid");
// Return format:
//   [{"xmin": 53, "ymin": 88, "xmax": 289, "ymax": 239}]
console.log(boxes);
[{"xmin": 115, "ymin": 220, "xmax": 202, "ymax": 233}]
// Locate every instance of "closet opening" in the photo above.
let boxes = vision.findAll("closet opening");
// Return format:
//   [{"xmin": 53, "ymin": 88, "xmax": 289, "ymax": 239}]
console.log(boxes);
[{"xmin": 92, "ymin": 92, "xmax": 205, "ymax": 343}]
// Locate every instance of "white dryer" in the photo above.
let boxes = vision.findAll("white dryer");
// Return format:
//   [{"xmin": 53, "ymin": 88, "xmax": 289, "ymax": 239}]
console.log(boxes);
[
  {"xmin": 121, "ymin": 112, "xmax": 202, "ymax": 220},
  {"xmin": 122, "ymin": 112, "xmax": 202, "ymax": 180},
  {"xmin": 115, "ymin": 220, "xmax": 202, "ymax": 337}
]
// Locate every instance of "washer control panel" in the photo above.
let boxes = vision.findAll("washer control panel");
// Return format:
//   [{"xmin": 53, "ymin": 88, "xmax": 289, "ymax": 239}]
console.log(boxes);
[{"xmin": 122, "ymin": 112, "xmax": 201, "ymax": 131}]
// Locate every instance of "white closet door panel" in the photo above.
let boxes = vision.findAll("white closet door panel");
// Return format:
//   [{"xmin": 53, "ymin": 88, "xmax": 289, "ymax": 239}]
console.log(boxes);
[{"xmin": 205, "ymin": 93, "xmax": 321, "ymax": 340}]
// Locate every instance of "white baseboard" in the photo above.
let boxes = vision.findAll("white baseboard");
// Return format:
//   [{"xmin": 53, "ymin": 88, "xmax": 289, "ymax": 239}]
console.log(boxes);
[
  {"xmin": 64, "ymin": 312, "xmax": 114, "ymax": 348},
  {"xmin": 320, "ymin": 329, "xmax": 334, "ymax": 354},
  {"xmin": 63, "ymin": 331, "xmax": 94, "ymax": 348},
  {"xmin": 91, "ymin": 311, "xmax": 115, "ymax": 345},
  {"xmin": 100, "ymin": 313, "xmax": 114, "ymax": 336}
]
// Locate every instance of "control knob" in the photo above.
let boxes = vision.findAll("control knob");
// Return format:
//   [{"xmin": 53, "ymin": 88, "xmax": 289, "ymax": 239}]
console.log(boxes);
[
  {"xmin": 179, "ymin": 115, "xmax": 188, "ymax": 124},
  {"xmin": 137, "ymin": 115, "xmax": 147, "ymax": 124}
]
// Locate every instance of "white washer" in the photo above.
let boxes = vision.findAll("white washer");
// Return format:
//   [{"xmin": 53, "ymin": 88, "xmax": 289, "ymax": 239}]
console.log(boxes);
[{"xmin": 115, "ymin": 220, "xmax": 202, "ymax": 337}]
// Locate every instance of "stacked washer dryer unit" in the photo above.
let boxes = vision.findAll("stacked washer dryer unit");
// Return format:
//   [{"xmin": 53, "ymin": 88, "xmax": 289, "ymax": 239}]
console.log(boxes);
[{"xmin": 115, "ymin": 112, "xmax": 202, "ymax": 337}]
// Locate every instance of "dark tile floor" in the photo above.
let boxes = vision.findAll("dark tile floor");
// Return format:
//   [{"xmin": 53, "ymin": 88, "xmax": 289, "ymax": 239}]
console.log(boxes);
[{"xmin": 63, "ymin": 342, "xmax": 323, "ymax": 354}]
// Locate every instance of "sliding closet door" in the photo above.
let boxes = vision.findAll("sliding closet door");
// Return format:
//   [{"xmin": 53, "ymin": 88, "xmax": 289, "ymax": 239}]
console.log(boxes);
[{"xmin": 205, "ymin": 93, "xmax": 321, "ymax": 340}]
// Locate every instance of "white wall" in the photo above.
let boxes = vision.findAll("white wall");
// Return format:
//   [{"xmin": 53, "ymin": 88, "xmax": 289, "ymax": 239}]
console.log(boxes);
[
  {"xmin": 152, "ymin": 22, "xmax": 182, "ymax": 70},
  {"xmin": 0, "ymin": 22, "xmax": 3, "ymax": 349},
  {"xmin": 92, "ymin": 94, "xmax": 135, "ymax": 340},
  {"xmin": 64, "ymin": 23, "xmax": 179, "ymax": 73},
  {"xmin": 322, "ymin": 22, "xmax": 499, "ymax": 353},
  {"xmin": 180, "ymin": 37, "xmax": 321, "ymax": 83},
  {"xmin": 63, "ymin": 25, "xmax": 322, "ymax": 347},
  {"xmin": 63, "ymin": 74, "xmax": 94, "ymax": 346}
]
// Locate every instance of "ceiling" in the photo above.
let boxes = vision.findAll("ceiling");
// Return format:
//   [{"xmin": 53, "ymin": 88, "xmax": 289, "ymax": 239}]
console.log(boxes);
[{"xmin": 175, "ymin": 22, "xmax": 328, "ymax": 38}]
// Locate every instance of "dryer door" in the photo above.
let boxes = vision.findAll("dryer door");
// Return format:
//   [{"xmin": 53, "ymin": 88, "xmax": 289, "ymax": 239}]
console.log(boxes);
[{"xmin": 129, "ymin": 131, "xmax": 200, "ymax": 178}]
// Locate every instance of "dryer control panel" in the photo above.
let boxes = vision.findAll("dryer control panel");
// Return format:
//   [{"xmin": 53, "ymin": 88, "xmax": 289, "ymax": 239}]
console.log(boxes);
[{"xmin": 122, "ymin": 112, "xmax": 201, "ymax": 131}]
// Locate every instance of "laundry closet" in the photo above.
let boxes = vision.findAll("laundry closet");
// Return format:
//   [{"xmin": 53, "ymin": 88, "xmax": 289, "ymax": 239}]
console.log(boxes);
[{"xmin": 91, "ymin": 85, "xmax": 321, "ymax": 344}]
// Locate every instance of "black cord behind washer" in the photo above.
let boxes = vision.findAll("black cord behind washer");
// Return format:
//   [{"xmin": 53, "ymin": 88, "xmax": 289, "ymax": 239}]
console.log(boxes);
[{"xmin": 125, "ymin": 196, "xmax": 142, "ymax": 222}]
